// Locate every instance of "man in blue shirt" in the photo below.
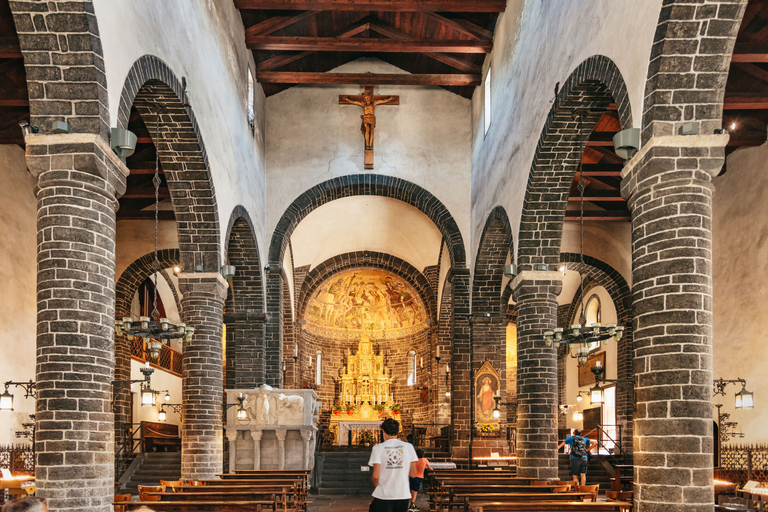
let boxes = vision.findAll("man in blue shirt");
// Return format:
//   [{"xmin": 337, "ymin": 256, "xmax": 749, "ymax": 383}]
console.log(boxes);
[{"xmin": 557, "ymin": 429, "xmax": 597, "ymax": 485}]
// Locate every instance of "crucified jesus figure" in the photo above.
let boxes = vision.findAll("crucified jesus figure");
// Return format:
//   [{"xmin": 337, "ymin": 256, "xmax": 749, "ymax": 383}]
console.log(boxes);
[{"xmin": 339, "ymin": 86, "xmax": 398, "ymax": 150}]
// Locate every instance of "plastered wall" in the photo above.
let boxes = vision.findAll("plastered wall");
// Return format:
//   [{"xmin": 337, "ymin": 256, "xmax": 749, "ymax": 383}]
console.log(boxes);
[
  {"xmin": 0, "ymin": 145, "xmax": 37, "ymax": 444},
  {"xmin": 470, "ymin": 0, "xmax": 662, "ymax": 267},
  {"xmin": 266, "ymin": 58, "xmax": 472, "ymax": 252},
  {"xmin": 93, "ymin": 0, "xmax": 267, "ymax": 266},
  {"xmin": 712, "ymin": 142, "xmax": 768, "ymax": 443}
]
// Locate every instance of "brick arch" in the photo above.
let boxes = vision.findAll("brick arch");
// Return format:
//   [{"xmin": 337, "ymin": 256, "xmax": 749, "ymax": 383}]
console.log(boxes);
[
  {"xmin": 10, "ymin": 0, "xmax": 110, "ymax": 139},
  {"xmin": 117, "ymin": 55, "xmax": 221, "ymax": 272},
  {"xmin": 115, "ymin": 248, "xmax": 182, "ymax": 318},
  {"xmin": 268, "ymin": 175, "xmax": 466, "ymax": 269},
  {"xmin": 517, "ymin": 55, "xmax": 633, "ymax": 271},
  {"xmin": 472, "ymin": 206, "xmax": 514, "ymax": 315},
  {"xmin": 296, "ymin": 251, "xmax": 435, "ymax": 322},
  {"xmin": 641, "ymin": 0, "xmax": 748, "ymax": 142}
]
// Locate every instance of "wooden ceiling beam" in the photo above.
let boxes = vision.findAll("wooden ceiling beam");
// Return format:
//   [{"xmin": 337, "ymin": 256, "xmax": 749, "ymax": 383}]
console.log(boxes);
[
  {"xmin": 0, "ymin": 98, "xmax": 29, "ymax": 107},
  {"xmin": 723, "ymin": 94, "xmax": 768, "ymax": 109},
  {"xmin": 420, "ymin": 11, "xmax": 483, "ymax": 39},
  {"xmin": 127, "ymin": 168, "xmax": 162, "ymax": 175},
  {"xmin": 247, "ymin": 36, "xmax": 492, "ymax": 53},
  {"xmin": 245, "ymin": 10, "xmax": 321, "ymax": 37},
  {"xmin": 256, "ymin": 71, "xmax": 480, "ymax": 86},
  {"xmin": 0, "ymin": 38, "xmax": 22, "ymax": 59},
  {"xmin": 733, "ymin": 62, "xmax": 768, "ymax": 84},
  {"xmin": 732, "ymin": 43, "xmax": 768, "ymax": 63},
  {"xmin": 234, "ymin": 0, "xmax": 507, "ymax": 12}
]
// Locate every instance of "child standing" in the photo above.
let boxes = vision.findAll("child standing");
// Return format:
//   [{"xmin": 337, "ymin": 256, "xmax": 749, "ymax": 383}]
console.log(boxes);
[{"xmin": 408, "ymin": 449, "xmax": 432, "ymax": 512}]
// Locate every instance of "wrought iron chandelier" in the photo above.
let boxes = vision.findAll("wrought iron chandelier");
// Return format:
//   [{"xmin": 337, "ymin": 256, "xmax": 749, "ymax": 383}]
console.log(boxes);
[
  {"xmin": 543, "ymin": 112, "xmax": 623, "ymax": 362},
  {"xmin": 114, "ymin": 108, "xmax": 192, "ymax": 362}
]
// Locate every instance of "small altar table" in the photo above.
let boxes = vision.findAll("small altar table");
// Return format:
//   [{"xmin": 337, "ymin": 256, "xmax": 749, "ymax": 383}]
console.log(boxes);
[{"xmin": 337, "ymin": 421, "xmax": 382, "ymax": 446}]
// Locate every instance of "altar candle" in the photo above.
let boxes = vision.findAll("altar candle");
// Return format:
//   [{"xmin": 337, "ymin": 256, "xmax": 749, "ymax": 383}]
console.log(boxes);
[
  {"xmin": 436, "ymin": 346, "xmax": 440, "ymax": 357},
  {"xmin": 294, "ymin": 344, "xmax": 298, "ymax": 357}
]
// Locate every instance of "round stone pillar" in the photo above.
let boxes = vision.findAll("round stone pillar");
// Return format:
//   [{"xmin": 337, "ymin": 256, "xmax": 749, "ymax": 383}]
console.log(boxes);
[
  {"xmin": 511, "ymin": 272, "xmax": 562, "ymax": 480},
  {"xmin": 621, "ymin": 135, "xmax": 727, "ymax": 512},
  {"xmin": 28, "ymin": 134, "xmax": 127, "ymax": 512},
  {"xmin": 178, "ymin": 273, "xmax": 228, "ymax": 481}
]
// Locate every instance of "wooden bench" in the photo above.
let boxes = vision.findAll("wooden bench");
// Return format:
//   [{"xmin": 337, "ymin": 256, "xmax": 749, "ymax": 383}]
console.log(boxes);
[
  {"xmin": 430, "ymin": 484, "xmax": 561, "ymax": 512},
  {"xmin": 120, "ymin": 501, "xmax": 282, "ymax": 512},
  {"xmin": 467, "ymin": 502, "xmax": 632, "ymax": 512},
  {"xmin": 141, "ymin": 421, "xmax": 181, "ymax": 452},
  {"xmin": 451, "ymin": 493, "xmax": 593, "ymax": 512},
  {"xmin": 173, "ymin": 483, "xmax": 306, "ymax": 510}
]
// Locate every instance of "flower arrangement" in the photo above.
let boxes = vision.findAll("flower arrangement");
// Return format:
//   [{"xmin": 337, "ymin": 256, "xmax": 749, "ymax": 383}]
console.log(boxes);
[
  {"xmin": 332, "ymin": 403, "xmax": 342, "ymax": 415},
  {"xmin": 479, "ymin": 423, "xmax": 494, "ymax": 433},
  {"xmin": 390, "ymin": 403, "xmax": 401, "ymax": 414},
  {"xmin": 360, "ymin": 431, "xmax": 376, "ymax": 446},
  {"xmin": 373, "ymin": 404, "xmax": 386, "ymax": 412},
  {"xmin": 346, "ymin": 403, "xmax": 356, "ymax": 414}
]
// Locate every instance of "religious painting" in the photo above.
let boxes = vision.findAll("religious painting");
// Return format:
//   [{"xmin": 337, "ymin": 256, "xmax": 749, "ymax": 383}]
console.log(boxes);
[
  {"xmin": 578, "ymin": 351, "xmax": 607, "ymax": 387},
  {"xmin": 305, "ymin": 269, "xmax": 427, "ymax": 337},
  {"xmin": 474, "ymin": 361, "xmax": 501, "ymax": 434}
]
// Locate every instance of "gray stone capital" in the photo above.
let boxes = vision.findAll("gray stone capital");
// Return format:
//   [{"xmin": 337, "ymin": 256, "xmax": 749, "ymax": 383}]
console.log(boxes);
[{"xmin": 178, "ymin": 272, "xmax": 229, "ymax": 300}]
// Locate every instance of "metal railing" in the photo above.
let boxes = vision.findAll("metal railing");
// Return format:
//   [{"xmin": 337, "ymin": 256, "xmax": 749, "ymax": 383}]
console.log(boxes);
[
  {"xmin": 115, "ymin": 422, "xmax": 142, "ymax": 479},
  {"xmin": 131, "ymin": 337, "xmax": 182, "ymax": 376}
]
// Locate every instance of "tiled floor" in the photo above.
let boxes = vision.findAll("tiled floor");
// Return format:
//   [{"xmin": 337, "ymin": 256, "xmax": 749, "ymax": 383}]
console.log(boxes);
[{"xmin": 309, "ymin": 493, "xmax": 429, "ymax": 511}]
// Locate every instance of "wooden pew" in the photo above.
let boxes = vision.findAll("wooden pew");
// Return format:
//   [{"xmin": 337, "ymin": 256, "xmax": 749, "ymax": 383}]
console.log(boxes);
[
  {"xmin": 433, "ymin": 484, "xmax": 561, "ymax": 512},
  {"xmin": 141, "ymin": 421, "xmax": 181, "ymax": 452},
  {"xmin": 173, "ymin": 483, "xmax": 305, "ymax": 510},
  {"xmin": 468, "ymin": 502, "xmax": 632, "ymax": 512},
  {"xmin": 121, "ymin": 501, "xmax": 278, "ymax": 512},
  {"xmin": 452, "ymin": 493, "xmax": 593, "ymax": 512}
]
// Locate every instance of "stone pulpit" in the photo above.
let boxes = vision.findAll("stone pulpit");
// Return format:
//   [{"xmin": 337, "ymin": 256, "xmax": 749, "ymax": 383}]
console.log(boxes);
[
  {"xmin": 225, "ymin": 386, "xmax": 320, "ymax": 472},
  {"xmin": 329, "ymin": 334, "xmax": 400, "ymax": 445}
]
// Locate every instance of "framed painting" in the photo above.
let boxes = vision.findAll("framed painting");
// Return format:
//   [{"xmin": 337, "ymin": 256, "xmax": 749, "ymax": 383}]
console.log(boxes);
[
  {"xmin": 578, "ymin": 351, "xmax": 606, "ymax": 387},
  {"xmin": 474, "ymin": 361, "xmax": 501, "ymax": 434}
]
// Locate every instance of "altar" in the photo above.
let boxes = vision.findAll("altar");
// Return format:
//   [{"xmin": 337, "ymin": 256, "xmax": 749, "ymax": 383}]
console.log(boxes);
[{"xmin": 328, "ymin": 334, "xmax": 401, "ymax": 445}]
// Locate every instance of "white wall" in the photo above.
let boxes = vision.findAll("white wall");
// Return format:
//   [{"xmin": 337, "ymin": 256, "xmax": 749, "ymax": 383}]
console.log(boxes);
[
  {"xmin": 290, "ymin": 196, "xmax": 443, "ymax": 272},
  {"xmin": 116, "ymin": 219, "xmax": 180, "ymax": 279},
  {"xmin": 712, "ymin": 142, "xmax": 768, "ymax": 443},
  {"xmin": 0, "ymin": 145, "xmax": 37, "ymax": 444},
  {"xmin": 470, "ymin": 0, "xmax": 662, "ymax": 267},
  {"xmin": 561, "ymin": 223, "xmax": 633, "ymax": 286},
  {"xmin": 130, "ymin": 360, "xmax": 183, "ymax": 427},
  {"xmin": 266, "ymin": 58, "xmax": 472, "ymax": 258},
  {"xmin": 94, "ymin": 0, "xmax": 267, "ymax": 268}
]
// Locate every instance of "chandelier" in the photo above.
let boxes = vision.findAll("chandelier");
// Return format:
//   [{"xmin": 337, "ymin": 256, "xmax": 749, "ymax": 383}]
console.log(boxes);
[
  {"xmin": 543, "ymin": 111, "xmax": 623, "ymax": 362},
  {"xmin": 114, "ymin": 107, "xmax": 192, "ymax": 362}
]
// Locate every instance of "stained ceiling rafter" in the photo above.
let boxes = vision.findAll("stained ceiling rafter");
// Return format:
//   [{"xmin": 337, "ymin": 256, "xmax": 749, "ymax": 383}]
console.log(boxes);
[{"xmin": 234, "ymin": 0, "xmax": 507, "ymax": 12}]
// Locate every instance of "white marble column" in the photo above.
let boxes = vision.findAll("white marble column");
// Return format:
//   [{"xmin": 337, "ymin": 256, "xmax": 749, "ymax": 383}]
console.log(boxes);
[
  {"xmin": 250, "ymin": 430, "xmax": 263, "ymax": 470},
  {"xmin": 301, "ymin": 430, "xmax": 313, "ymax": 470},
  {"xmin": 275, "ymin": 430, "xmax": 287, "ymax": 470},
  {"xmin": 226, "ymin": 429, "xmax": 238, "ymax": 473}
]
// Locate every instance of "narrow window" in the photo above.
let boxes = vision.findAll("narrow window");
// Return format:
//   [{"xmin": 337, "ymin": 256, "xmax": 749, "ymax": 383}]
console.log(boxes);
[
  {"xmin": 407, "ymin": 350, "xmax": 417, "ymax": 386},
  {"xmin": 315, "ymin": 352, "xmax": 322, "ymax": 386},
  {"xmin": 247, "ymin": 68, "xmax": 255, "ymax": 134},
  {"xmin": 484, "ymin": 66, "xmax": 492, "ymax": 135}
]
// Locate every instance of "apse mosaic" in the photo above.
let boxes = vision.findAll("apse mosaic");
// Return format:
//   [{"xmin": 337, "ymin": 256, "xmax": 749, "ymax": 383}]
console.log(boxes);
[{"xmin": 305, "ymin": 269, "xmax": 426, "ymax": 338}]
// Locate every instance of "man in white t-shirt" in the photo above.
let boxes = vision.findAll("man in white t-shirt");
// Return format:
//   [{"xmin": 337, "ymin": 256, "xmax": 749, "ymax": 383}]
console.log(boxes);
[{"xmin": 368, "ymin": 418, "xmax": 418, "ymax": 512}]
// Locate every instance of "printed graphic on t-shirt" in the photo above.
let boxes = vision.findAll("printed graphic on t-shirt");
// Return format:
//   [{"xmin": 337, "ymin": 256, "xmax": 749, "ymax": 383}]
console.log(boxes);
[{"xmin": 384, "ymin": 446, "xmax": 404, "ymax": 469}]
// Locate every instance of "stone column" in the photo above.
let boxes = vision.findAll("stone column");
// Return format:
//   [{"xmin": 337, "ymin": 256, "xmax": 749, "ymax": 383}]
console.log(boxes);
[
  {"xmin": 448, "ymin": 268, "xmax": 471, "ymax": 461},
  {"xmin": 276, "ymin": 430, "xmax": 287, "ymax": 470},
  {"xmin": 226, "ymin": 430, "xmax": 238, "ymax": 473},
  {"xmin": 26, "ymin": 134, "xmax": 127, "ymax": 512},
  {"xmin": 178, "ymin": 273, "xmax": 228, "ymax": 481},
  {"xmin": 301, "ymin": 430, "xmax": 313, "ymax": 470},
  {"xmin": 264, "ymin": 267, "xmax": 284, "ymax": 386},
  {"xmin": 511, "ymin": 271, "xmax": 562, "ymax": 480},
  {"xmin": 621, "ymin": 135, "xmax": 726, "ymax": 512},
  {"xmin": 251, "ymin": 430, "xmax": 263, "ymax": 470}
]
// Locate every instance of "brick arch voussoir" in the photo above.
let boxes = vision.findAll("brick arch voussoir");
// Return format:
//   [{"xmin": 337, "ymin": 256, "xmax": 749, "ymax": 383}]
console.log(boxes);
[
  {"xmin": 558, "ymin": 253, "xmax": 631, "ymax": 326},
  {"xmin": 10, "ymin": 0, "xmax": 110, "ymax": 139},
  {"xmin": 641, "ymin": 0, "xmax": 748, "ymax": 143},
  {"xmin": 224, "ymin": 206, "xmax": 265, "ymax": 314},
  {"xmin": 297, "ymin": 251, "xmax": 436, "ymax": 322},
  {"xmin": 115, "ymin": 248, "xmax": 181, "ymax": 319},
  {"xmin": 517, "ymin": 55, "xmax": 633, "ymax": 271},
  {"xmin": 269, "ymin": 175, "xmax": 466, "ymax": 270},
  {"xmin": 473, "ymin": 206, "xmax": 514, "ymax": 315},
  {"xmin": 117, "ymin": 55, "xmax": 220, "ymax": 272}
]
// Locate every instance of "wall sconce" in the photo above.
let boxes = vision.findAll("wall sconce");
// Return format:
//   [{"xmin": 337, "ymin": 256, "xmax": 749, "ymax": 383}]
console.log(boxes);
[
  {"xmin": 157, "ymin": 403, "xmax": 182, "ymax": 422},
  {"xmin": 575, "ymin": 391, "xmax": 588, "ymax": 402},
  {"xmin": 0, "ymin": 380, "xmax": 36, "ymax": 412},
  {"xmin": 573, "ymin": 410, "xmax": 583, "ymax": 422},
  {"xmin": 19, "ymin": 121, "xmax": 38, "ymax": 137},
  {"xmin": 110, "ymin": 128, "xmax": 137, "ymax": 161},
  {"xmin": 589, "ymin": 383, "xmax": 603, "ymax": 405},
  {"xmin": 112, "ymin": 364, "xmax": 156, "ymax": 412},
  {"xmin": 225, "ymin": 394, "xmax": 248, "ymax": 421},
  {"xmin": 714, "ymin": 377, "xmax": 755, "ymax": 410},
  {"xmin": 736, "ymin": 386, "xmax": 754, "ymax": 409},
  {"xmin": 613, "ymin": 128, "xmax": 640, "ymax": 160}
]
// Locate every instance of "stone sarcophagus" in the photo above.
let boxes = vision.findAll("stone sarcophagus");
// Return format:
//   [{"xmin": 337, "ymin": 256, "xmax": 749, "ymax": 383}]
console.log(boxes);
[{"xmin": 225, "ymin": 386, "xmax": 320, "ymax": 472}]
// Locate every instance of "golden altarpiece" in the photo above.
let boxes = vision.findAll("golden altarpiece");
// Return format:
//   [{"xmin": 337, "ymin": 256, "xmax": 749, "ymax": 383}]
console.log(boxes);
[{"xmin": 329, "ymin": 334, "xmax": 400, "ymax": 445}]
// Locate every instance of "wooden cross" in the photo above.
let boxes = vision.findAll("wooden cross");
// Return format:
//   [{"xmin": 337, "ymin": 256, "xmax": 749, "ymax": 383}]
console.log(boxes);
[{"xmin": 339, "ymin": 85, "xmax": 399, "ymax": 169}]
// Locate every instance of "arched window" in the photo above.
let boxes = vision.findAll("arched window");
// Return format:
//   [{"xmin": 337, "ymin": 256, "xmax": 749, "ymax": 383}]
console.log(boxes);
[
  {"xmin": 584, "ymin": 294, "xmax": 602, "ymax": 352},
  {"xmin": 315, "ymin": 351, "xmax": 322, "ymax": 386},
  {"xmin": 407, "ymin": 350, "xmax": 417, "ymax": 386}
]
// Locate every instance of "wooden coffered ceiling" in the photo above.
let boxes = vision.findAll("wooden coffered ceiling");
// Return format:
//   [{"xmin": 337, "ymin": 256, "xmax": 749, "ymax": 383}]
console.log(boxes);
[{"xmin": 233, "ymin": 0, "xmax": 503, "ymax": 98}]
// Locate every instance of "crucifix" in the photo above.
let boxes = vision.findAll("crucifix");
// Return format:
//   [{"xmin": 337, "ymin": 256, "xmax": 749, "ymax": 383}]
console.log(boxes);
[{"xmin": 339, "ymin": 85, "xmax": 399, "ymax": 170}]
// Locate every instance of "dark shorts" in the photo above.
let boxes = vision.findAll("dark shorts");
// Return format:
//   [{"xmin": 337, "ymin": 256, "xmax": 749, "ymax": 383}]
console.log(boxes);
[
  {"xmin": 570, "ymin": 457, "xmax": 588, "ymax": 476},
  {"xmin": 369, "ymin": 497, "xmax": 410, "ymax": 512},
  {"xmin": 409, "ymin": 477, "xmax": 422, "ymax": 493}
]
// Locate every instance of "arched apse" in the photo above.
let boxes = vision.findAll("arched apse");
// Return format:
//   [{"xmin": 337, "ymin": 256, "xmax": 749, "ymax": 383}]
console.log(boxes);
[
  {"xmin": 517, "ymin": 55, "xmax": 633, "ymax": 271},
  {"xmin": 223, "ymin": 206, "xmax": 265, "ymax": 389},
  {"xmin": 116, "ymin": 55, "xmax": 221, "ymax": 272}
]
